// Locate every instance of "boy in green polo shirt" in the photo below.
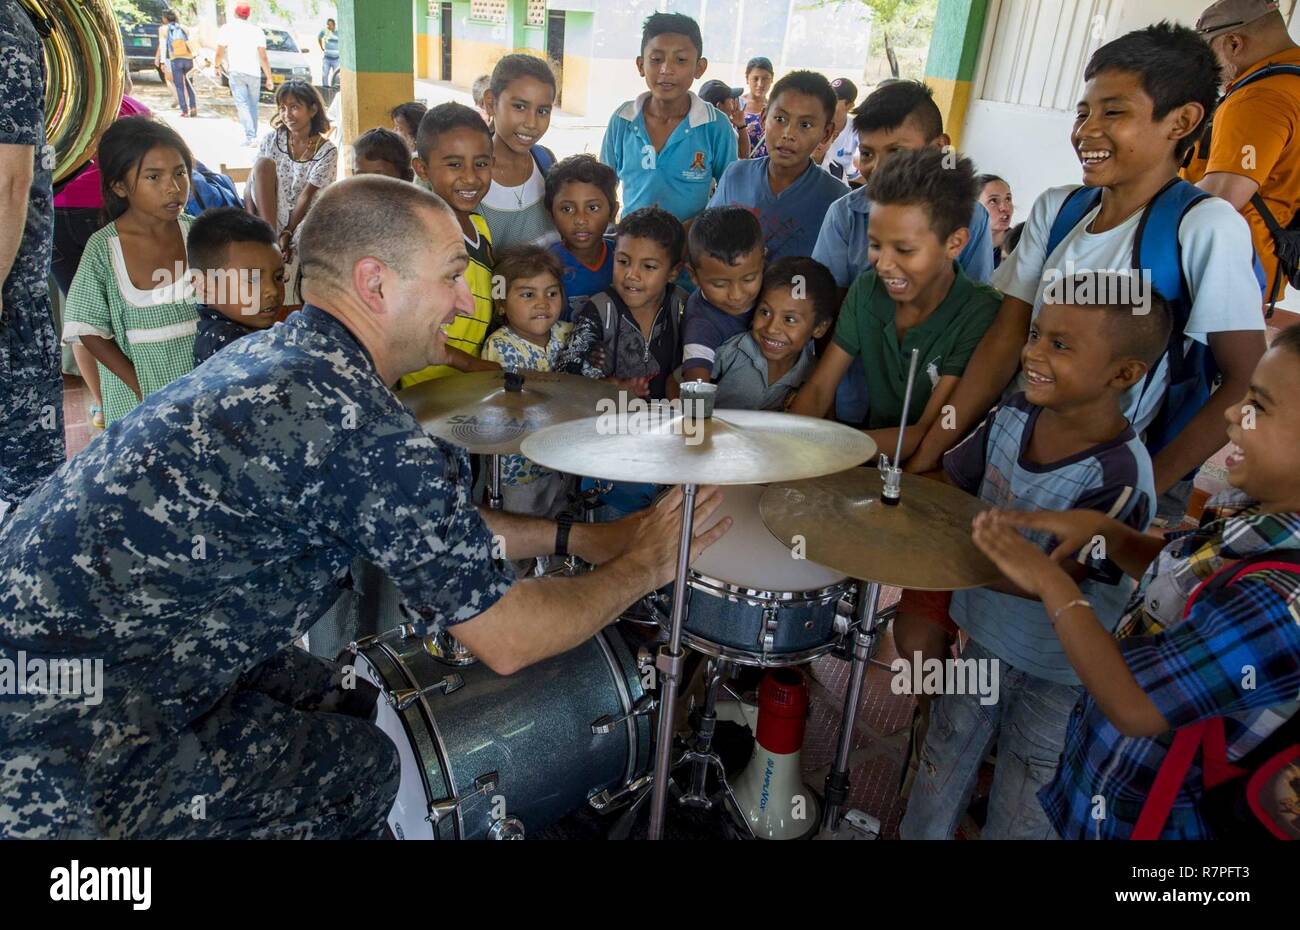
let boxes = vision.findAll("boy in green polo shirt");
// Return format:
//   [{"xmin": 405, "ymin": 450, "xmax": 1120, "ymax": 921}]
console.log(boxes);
[{"xmin": 790, "ymin": 147, "xmax": 1000, "ymax": 458}]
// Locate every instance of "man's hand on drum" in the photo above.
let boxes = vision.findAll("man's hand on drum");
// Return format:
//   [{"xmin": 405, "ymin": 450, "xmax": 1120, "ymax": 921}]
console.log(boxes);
[{"xmin": 622, "ymin": 486, "xmax": 732, "ymax": 589}]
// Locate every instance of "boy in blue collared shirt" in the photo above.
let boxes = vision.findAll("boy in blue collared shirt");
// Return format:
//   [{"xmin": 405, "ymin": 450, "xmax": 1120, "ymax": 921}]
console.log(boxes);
[
  {"xmin": 681, "ymin": 206, "xmax": 765, "ymax": 383},
  {"xmin": 708, "ymin": 71, "xmax": 848, "ymax": 261},
  {"xmin": 600, "ymin": 13, "xmax": 737, "ymax": 226}
]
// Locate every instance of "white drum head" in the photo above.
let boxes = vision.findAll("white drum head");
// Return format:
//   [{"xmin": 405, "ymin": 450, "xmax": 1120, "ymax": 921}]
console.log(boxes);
[
  {"xmin": 355, "ymin": 651, "xmax": 435, "ymax": 840},
  {"xmin": 691, "ymin": 484, "xmax": 846, "ymax": 592}
]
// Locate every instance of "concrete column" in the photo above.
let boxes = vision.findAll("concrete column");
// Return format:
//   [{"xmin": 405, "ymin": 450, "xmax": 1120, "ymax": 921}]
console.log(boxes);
[
  {"xmin": 337, "ymin": 0, "xmax": 416, "ymax": 156},
  {"xmin": 923, "ymin": 0, "xmax": 990, "ymax": 149}
]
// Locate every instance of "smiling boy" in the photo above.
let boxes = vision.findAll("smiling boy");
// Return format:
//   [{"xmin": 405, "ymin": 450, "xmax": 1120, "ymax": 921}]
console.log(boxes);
[
  {"xmin": 403, "ymin": 103, "xmax": 499, "ymax": 387},
  {"xmin": 707, "ymin": 71, "xmax": 848, "ymax": 261},
  {"xmin": 600, "ymin": 13, "xmax": 736, "ymax": 227},
  {"xmin": 907, "ymin": 23, "xmax": 1267, "ymax": 530}
]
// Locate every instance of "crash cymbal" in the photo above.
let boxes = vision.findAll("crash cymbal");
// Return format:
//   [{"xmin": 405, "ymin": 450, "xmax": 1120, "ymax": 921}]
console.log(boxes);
[
  {"xmin": 400, "ymin": 370, "xmax": 622, "ymax": 454},
  {"xmin": 520, "ymin": 408, "xmax": 876, "ymax": 485},
  {"xmin": 759, "ymin": 469, "xmax": 1000, "ymax": 591}
]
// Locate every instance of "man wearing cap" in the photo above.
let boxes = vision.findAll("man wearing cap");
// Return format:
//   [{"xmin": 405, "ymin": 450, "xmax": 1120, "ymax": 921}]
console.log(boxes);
[
  {"xmin": 215, "ymin": 3, "xmax": 274, "ymax": 147},
  {"xmin": 1184, "ymin": 0, "xmax": 1300, "ymax": 312},
  {"xmin": 699, "ymin": 79, "xmax": 751, "ymax": 158}
]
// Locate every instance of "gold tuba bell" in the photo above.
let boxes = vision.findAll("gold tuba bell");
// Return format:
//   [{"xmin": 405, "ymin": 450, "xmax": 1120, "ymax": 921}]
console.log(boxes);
[{"xmin": 19, "ymin": 0, "xmax": 125, "ymax": 184}]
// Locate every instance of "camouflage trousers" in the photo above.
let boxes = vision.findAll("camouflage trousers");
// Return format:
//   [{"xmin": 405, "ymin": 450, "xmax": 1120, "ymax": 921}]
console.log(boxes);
[
  {"xmin": 78, "ymin": 646, "xmax": 400, "ymax": 839},
  {"xmin": 0, "ymin": 282, "xmax": 65, "ymax": 506}
]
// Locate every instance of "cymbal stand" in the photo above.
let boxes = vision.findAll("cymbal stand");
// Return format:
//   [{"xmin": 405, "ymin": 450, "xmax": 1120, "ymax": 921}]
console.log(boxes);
[
  {"xmin": 648, "ymin": 481, "xmax": 698, "ymax": 840},
  {"xmin": 822, "ymin": 348, "xmax": 920, "ymax": 833},
  {"xmin": 679, "ymin": 657, "xmax": 744, "ymax": 821}
]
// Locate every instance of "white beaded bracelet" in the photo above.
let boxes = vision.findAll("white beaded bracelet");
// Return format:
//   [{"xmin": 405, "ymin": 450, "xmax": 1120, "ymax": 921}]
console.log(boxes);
[{"xmin": 1052, "ymin": 598, "xmax": 1092, "ymax": 623}]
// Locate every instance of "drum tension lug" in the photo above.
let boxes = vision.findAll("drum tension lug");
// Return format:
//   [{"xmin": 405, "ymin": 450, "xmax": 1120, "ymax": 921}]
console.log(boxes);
[
  {"xmin": 591, "ymin": 693, "xmax": 657, "ymax": 734},
  {"xmin": 427, "ymin": 772, "xmax": 499, "ymax": 826},
  {"xmin": 389, "ymin": 673, "xmax": 464, "ymax": 711}
]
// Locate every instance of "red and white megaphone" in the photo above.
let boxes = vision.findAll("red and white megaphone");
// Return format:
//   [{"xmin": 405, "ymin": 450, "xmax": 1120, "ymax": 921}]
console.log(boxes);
[{"xmin": 731, "ymin": 668, "xmax": 820, "ymax": 840}]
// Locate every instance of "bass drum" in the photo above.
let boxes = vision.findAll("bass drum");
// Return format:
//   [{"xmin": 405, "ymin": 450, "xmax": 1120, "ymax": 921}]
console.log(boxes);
[{"xmin": 355, "ymin": 628, "xmax": 651, "ymax": 840}]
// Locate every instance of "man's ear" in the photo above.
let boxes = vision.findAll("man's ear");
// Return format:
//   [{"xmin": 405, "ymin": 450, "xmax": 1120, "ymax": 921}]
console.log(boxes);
[
  {"xmin": 635, "ymin": 55, "xmax": 645, "ymax": 78},
  {"xmin": 1110, "ymin": 356, "xmax": 1149, "ymax": 391},
  {"xmin": 933, "ymin": 132, "xmax": 952, "ymax": 151},
  {"xmin": 695, "ymin": 56, "xmax": 708, "ymax": 81},
  {"xmin": 482, "ymin": 89, "xmax": 497, "ymax": 116},
  {"xmin": 685, "ymin": 262, "xmax": 700, "ymax": 287},
  {"xmin": 412, "ymin": 156, "xmax": 429, "ymax": 181},
  {"xmin": 812, "ymin": 317, "xmax": 832, "ymax": 340},
  {"xmin": 188, "ymin": 267, "xmax": 207, "ymax": 303},
  {"xmin": 353, "ymin": 257, "xmax": 387, "ymax": 314},
  {"xmin": 1169, "ymin": 101, "xmax": 1206, "ymax": 147}
]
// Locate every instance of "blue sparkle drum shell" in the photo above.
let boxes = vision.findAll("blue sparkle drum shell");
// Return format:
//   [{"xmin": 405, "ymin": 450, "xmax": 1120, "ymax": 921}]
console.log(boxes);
[
  {"xmin": 356, "ymin": 628, "xmax": 651, "ymax": 840},
  {"xmin": 655, "ymin": 484, "xmax": 852, "ymax": 666}
]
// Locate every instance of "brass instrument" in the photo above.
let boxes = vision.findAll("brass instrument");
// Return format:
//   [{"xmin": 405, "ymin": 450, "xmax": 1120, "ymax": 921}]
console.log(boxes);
[{"xmin": 19, "ymin": 0, "xmax": 124, "ymax": 184}]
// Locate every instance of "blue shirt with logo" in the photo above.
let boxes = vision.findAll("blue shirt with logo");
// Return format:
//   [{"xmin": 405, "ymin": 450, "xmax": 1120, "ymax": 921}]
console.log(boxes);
[
  {"xmin": 550, "ymin": 237, "xmax": 615, "ymax": 322},
  {"xmin": 601, "ymin": 92, "xmax": 738, "ymax": 223}
]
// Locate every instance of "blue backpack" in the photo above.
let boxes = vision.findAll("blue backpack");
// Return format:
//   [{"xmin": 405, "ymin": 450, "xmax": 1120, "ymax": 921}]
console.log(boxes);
[
  {"xmin": 187, "ymin": 161, "xmax": 244, "ymax": 215},
  {"xmin": 1045, "ymin": 178, "xmax": 1266, "ymax": 463},
  {"xmin": 530, "ymin": 145, "xmax": 557, "ymax": 176}
]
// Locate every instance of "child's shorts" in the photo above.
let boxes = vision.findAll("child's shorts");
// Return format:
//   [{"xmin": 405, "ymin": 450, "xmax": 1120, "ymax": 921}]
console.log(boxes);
[{"xmin": 896, "ymin": 588, "xmax": 958, "ymax": 638}]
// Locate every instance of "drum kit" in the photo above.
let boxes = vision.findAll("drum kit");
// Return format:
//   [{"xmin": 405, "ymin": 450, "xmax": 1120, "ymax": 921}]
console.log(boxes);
[{"xmin": 343, "ymin": 357, "xmax": 1000, "ymax": 840}]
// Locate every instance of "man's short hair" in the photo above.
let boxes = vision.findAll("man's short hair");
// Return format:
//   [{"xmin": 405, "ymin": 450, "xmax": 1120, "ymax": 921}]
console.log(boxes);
[
  {"xmin": 852, "ymin": 79, "xmax": 944, "ymax": 140},
  {"xmin": 186, "ymin": 208, "xmax": 276, "ymax": 275},
  {"xmin": 415, "ymin": 102, "xmax": 492, "ymax": 164},
  {"xmin": 615, "ymin": 207, "xmax": 686, "ymax": 266},
  {"xmin": 1084, "ymin": 21, "xmax": 1220, "ymax": 162},
  {"xmin": 543, "ymin": 153, "xmax": 619, "ymax": 215},
  {"xmin": 769, "ymin": 70, "xmax": 837, "ymax": 124},
  {"xmin": 471, "ymin": 74, "xmax": 491, "ymax": 108},
  {"xmin": 1044, "ymin": 273, "xmax": 1174, "ymax": 367},
  {"xmin": 298, "ymin": 176, "xmax": 455, "ymax": 290},
  {"xmin": 762, "ymin": 256, "xmax": 838, "ymax": 326},
  {"xmin": 687, "ymin": 206, "xmax": 764, "ymax": 267},
  {"xmin": 641, "ymin": 12, "xmax": 703, "ymax": 58},
  {"xmin": 867, "ymin": 146, "xmax": 979, "ymax": 241}
]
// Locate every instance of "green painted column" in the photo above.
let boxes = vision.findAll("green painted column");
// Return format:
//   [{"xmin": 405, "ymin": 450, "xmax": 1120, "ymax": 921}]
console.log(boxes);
[
  {"xmin": 923, "ymin": 0, "xmax": 990, "ymax": 148},
  {"xmin": 337, "ymin": 0, "xmax": 416, "ymax": 160}
]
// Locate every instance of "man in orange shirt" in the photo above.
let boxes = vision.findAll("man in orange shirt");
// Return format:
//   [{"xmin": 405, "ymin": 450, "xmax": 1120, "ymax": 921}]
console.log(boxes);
[{"xmin": 1184, "ymin": 0, "xmax": 1300, "ymax": 311}]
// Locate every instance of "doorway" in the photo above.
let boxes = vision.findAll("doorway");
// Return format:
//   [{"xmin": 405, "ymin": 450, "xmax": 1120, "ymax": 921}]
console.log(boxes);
[
  {"xmin": 441, "ymin": 2, "xmax": 453, "ymax": 82},
  {"xmin": 546, "ymin": 9, "xmax": 565, "ymax": 108}
]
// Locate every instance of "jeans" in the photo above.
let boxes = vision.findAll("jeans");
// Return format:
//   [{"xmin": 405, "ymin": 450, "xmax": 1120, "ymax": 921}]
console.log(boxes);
[
  {"xmin": 899, "ymin": 638, "xmax": 1082, "ymax": 840},
  {"xmin": 170, "ymin": 58, "xmax": 196, "ymax": 113},
  {"xmin": 1154, "ymin": 476, "xmax": 1195, "ymax": 527},
  {"xmin": 322, "ymin": 54, "xmax": 340, "ymax": 87},
  {"xmin": 834, "ymin": 356, "xmax": 869, "ymax": 426},
  {"xmin": 228, "ymin": 71, "xmax": 263, "ymax": 143}
]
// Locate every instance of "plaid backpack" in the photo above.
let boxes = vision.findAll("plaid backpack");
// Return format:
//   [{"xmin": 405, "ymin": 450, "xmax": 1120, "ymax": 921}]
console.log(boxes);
[{"xmin": 1133, "ymin": 551, "xmax": 1300, "ymax": 840}]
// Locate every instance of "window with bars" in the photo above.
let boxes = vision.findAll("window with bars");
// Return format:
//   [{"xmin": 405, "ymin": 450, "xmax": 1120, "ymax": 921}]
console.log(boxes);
[
  {"xmin": 977, "ymin": 0, "xmax": 1114, "ymax": 111},
  {"xmin": 470, "ymin": 0, "xmax": 507, "ymax": 24},
  {"xmin": 526, "ymin": 0, "xmax": 546, "ymax": 27}
]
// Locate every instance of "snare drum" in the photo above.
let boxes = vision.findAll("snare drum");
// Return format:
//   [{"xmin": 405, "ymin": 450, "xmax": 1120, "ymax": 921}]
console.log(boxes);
[
  {"xmin": 651, "ymin": 484, "xmax": 851, "ymax": 666},
  {"xmin": 354, "ymin": 629, "xmax": 651, "ymax": 840}
]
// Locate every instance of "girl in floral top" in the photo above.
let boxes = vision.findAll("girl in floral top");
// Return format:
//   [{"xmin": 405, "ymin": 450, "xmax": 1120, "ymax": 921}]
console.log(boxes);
[
  {"xmin": 480, "ymin": 246, "xmax": 574, "ymax": 518},
  {"xmin": 63, "ymin": 118, "xmax": 198, "ymax": 425},
  {"xmin": 969, "ymin": 325, "xmax": 1300, "ymax": 839}
]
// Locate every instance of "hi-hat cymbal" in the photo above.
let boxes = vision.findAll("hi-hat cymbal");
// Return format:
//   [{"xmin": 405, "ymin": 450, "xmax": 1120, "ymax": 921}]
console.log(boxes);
[
  {"xmin": 759, "ymin": 469, "xmax": 1000, "ymax": 591},
  {"xmin": 400, "ymin": 370, "xmax": 622, "ymax": 454},
  {"xmin": 520, "ymin": 408, "xmax": 876, "ymax": 485}
]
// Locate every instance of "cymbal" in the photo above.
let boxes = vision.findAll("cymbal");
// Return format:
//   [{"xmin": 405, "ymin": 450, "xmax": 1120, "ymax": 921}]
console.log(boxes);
[
  {"xmin": 520, "ymin": 408, "xmax": 876, "ymax": 485},
  {"xmin": 759, "ymin": 469, "xmax": 1000, "ymax": 591},
  {"xmin": 399, "ymin": 370, "xmax": 622, "ymax": 454}
]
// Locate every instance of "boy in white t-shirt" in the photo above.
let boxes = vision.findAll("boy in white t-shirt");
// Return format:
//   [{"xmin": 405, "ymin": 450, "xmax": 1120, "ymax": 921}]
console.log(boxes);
[
  {"xmin": 907, "ymin": 22, "xmax": 1266, "ymax": 521},
  {"xmin": 817, "ymin": 77, "xmax": 861, "ymax": 185}
]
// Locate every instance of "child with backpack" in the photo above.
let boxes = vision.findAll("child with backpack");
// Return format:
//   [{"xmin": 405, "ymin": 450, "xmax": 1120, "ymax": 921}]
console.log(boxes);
[
  {"xmin": 969, "ymin": 324, "xmax": 1300, "ymax": 840},
  {"xmin": 906, "ymin": 23, "xmax": 1268, "ymax": 529},
  {"xmin": 477, "ymin": 54, "xmax": 562, "ymax": 251}
]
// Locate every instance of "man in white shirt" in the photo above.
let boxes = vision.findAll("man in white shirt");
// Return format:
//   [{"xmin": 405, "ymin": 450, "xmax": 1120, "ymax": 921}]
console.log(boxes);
[{"xmin": 215, "ymin": 3, "xmax": 274, "ymax": 146}]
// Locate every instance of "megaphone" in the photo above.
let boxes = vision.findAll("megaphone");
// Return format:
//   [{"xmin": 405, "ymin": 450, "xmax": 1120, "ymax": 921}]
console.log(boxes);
[{"xmin": 732, "ymin": 668, "xmax": 819, "ymax": 839}]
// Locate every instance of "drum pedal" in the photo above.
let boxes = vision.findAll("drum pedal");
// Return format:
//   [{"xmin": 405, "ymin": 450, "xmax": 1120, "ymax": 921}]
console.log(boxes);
[{"xmin": 819, "ymin": 809, "xmax": 880, "ymax": 840}]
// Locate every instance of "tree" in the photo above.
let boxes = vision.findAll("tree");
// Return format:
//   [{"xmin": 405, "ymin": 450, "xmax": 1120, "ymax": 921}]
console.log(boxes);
[{"xmin": 801, "ymin": 0, "xmax": 938, "ymax": 79}]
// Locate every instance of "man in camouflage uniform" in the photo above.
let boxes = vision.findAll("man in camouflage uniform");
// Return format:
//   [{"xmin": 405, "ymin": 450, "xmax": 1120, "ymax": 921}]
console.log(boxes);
[
  {"xmin": 0, "ymin": 176, "xmax": 726, "ymax": 839},
  {"xmin": 0, "ymin": 1, "xmax": 65, "ymax": 522}
]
